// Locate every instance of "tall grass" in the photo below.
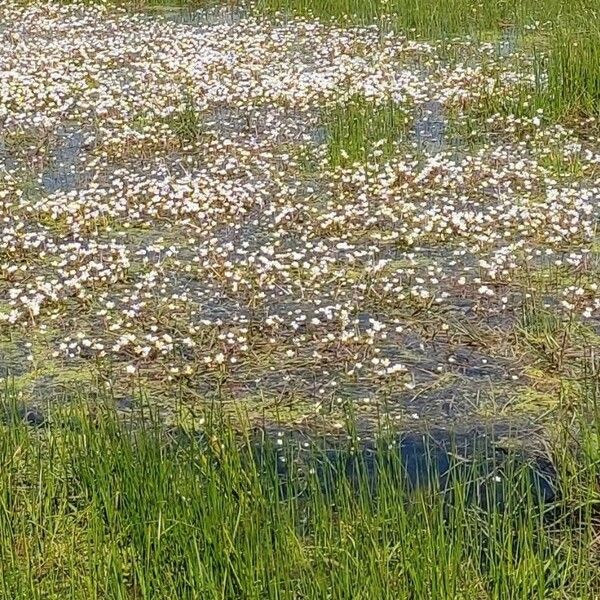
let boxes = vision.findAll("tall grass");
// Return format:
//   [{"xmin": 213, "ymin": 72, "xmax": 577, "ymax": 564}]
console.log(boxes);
[
  {"xmin": 0, "ymin": 389, "xmax": 599, "ymax": 599},
  {"xmin": 323, "ymin": 96, "xmax": 410, "ymax": 167},
  {"xmin": 257, "ymin": 0, "xmax": 493, "ymax": 37},
  {"xmin": 545, "ymin": 22, "xmax": 600, "ymax": 118},
  {"xmin": 254, "ymin": 0, "xmax": 598, "ymax": 39}
]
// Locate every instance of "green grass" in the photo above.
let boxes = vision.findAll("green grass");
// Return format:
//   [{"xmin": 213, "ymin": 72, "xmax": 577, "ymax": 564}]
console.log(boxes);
[
  {"xmin": 254, "ymin": 0, "xmax": 597, "ymax": 38},
  {"xmin": 323, "ymin": 96, "xmax": 410, "ymax": 167},
  {"xmin": 0, "ymin": 387, "xmax": 599, "ymax": 599},
  {"xmin": 166, "ymin": 100, "xmax": 205, "ymax": 146},
  {"xmin": 256, "ymin": 0, "xmax": 497, "ymax": 37},
  {"xmin": 545, "ymin": 23, "xmax": 600, "ymax": 118}
]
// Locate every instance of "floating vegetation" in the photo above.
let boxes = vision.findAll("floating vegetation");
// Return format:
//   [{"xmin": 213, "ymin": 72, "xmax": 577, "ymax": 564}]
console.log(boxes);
[{"xmin": 0, "ymin": 1, "xmax": 598, "ymax": 431}]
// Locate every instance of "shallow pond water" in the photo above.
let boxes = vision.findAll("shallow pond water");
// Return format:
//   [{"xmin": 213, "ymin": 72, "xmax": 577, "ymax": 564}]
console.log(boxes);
[
  {"xmin": 41, "ymin": 129, "xmax": 88, "ymax": 193},
  {"xmin": 144, "ymin": 4, "xmax": 246, "ymax": 26},
  {"xmin": 411, "ymin": 100, "xmax": 447, "ymax": 152},
  {"xmin": 0, "ymin": 1, "xmax": 598, "ymax": 438}
]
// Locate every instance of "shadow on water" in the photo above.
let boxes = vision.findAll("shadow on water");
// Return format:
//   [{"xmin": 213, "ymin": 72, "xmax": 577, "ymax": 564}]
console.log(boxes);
[
  {"xmin": 0, "ymin": 395, "xmax": 559, "ymax": 528},
  {"xmin": 247, "ymin": 428, "xmax": 557, "ymax": 511},
  {"xmin": 154, "ymin": 428, "xmax": 558, "ymax": 510},
  {"xmin": 3, "ymin": 392, "xmax": 555, "ymax": 512}
]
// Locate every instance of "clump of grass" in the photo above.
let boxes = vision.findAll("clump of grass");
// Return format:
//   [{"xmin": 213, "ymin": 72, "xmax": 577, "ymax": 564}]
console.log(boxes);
[
  {"xmin": 516, "ymin": 302, "xmax": 574, "ymax": 372},
  {"xmin": 516, "ymin": 294, "xmax": 599, "ymax": 375},
  {"xmin": 167, "ymin": 99, "xmax": 204, "ymax": 145},
  {"xmin": 545, "ymin": 22, "xmax": 600, "ymax": 118},
  {"xmin": 323, "ymin": 96, "xmax": 409, "ymax": 167},
  {"xmin": 0, "ymin": 388, "xmax": 599, "ymax": 598}
]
